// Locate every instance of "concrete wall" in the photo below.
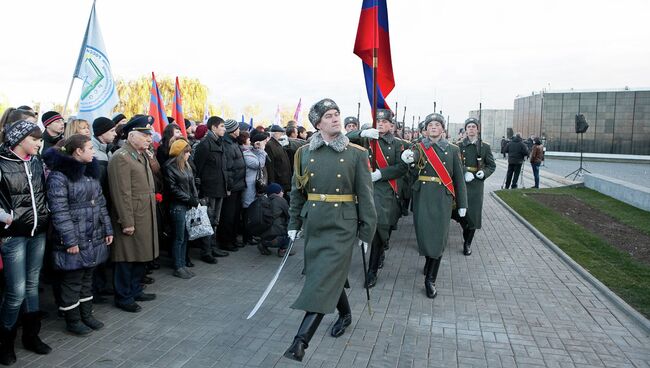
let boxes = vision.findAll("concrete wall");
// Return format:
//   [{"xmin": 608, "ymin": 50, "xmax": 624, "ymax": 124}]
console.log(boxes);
[
  {"xmin": 513, "ymin": 90, "xmax": 650, "ymax": 155},
  {"xmin": 467, "ymin": 109, "xmax": 514, "ymax": 149},
  {"xmin": 584, "ymin": 173, "xmax": 650, "ymax": 211}
]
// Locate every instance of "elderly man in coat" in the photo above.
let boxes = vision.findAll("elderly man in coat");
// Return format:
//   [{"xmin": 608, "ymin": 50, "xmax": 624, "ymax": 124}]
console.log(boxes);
[
  {"xmin": 108, "ymin": 116, "xmax": 159, "ymax": 313},
  {"xmin": 283, "ymin": 98, "xmax": 377, "ymax": 362},
  {"xmin": 401, "ymin": 113, "xmax": 467, "ymax": 299}
]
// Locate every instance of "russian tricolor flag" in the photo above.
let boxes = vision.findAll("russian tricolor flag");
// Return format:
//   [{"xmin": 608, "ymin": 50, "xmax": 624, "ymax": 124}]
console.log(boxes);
[{"xmin": 354, "ymin": 0, "xmax": 395, "ymax": 112}]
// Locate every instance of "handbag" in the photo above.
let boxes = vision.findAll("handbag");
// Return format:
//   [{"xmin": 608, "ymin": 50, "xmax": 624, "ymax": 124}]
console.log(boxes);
[
  {"xmin": 185, "ymin": 205, "xmax": 214, "ymax": 241},
  {"xmin": 255, "ymin": 166, "xmax": 267, "ymax": 194}
]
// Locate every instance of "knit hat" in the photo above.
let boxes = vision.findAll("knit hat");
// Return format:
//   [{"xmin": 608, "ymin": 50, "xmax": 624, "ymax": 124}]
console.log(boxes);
[
  {"xmin": 93, "ymin": 117, "xmax": 116, "ymax": 137},
  {"xmin": 194, "ymin": 124, "xmax": 208, "ymax": 140},
  {"xmin": 424, "ymin": 113, "xmax": 446, "ymax": 129},
  {"xmin": 169, "ymin": 139, "xmax": 189, "ymax": 157},
  {"xmin": 251, "ymin": 131, "xmax": 269, "ymax": 144},
  {"xmin": 112, "ymin": 113, "xmax": 127, "ymax": 125},
  {"xmin": 308, "ymin": 98, "xmax": 339, "ymax": 128},
  {"xmin": 41, "ymin": 111, "xmax": 63, "ymax": 127},
  {"xmin": 464, "ymin": 117, "xmax": 479, "ymax": 129},
  {"xmin": 266, "ymin": 182, "xmax": 282, "ymax": 195},
  {"xmin": 224, "ymin": 119, "xmax": 239, "ymax": 133},
  {"xmin": 5, "ymin": 120, "xmax": 40, "ymax": 148}
]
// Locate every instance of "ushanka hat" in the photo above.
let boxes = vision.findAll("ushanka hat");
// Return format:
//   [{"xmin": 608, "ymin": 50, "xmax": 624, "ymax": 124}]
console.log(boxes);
[
  {"xmin": 308, "ymin": 98, "xmax": 339, "ymax": 128},
  {"xmin": 424, "ymin": 113, "xmax": 446, "ymax": 129},
  {"xmin": 464, "ymin": 117, "xmax": 479, "ymax": 129},
  {"xmin": 6, "ymin": 120, "xmax": 40, "ymax": 148},
  {"xmin": 41, "ymin": 111, "xmax": 63, "ymax": 127},
  {"xmin": 376, "ymin": 109, "xmax": 394, "ymax": 123},
  {"xmin": 344, "ymin": 116, "xmax": 359, "ymax": 127}
]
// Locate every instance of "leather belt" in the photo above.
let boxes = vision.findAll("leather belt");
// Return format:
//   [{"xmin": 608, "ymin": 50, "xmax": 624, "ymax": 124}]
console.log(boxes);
[
  {"xmin": 465, "ymin": 166, "xmax": 478, "ymax": 173},
  {"xmin": 307, "ymin": 194, "xmax": 356, "ymax": 202},
  {"xmin": 418, "ymin": 176, "xmax": 442, "ymax": 183}
]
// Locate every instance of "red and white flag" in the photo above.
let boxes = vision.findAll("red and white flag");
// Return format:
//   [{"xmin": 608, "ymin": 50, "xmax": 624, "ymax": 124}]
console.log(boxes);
[{"xmin": 293, "ymin": 98, "xmax": 302, "ymax": 126}]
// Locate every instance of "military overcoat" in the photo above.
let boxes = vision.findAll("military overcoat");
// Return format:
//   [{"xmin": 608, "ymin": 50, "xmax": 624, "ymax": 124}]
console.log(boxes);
[
  {"xmin": 458, "ymin": 138, "xmax": 496, "ymax": 229},
  {"xmin": 288, "ymin": 132, "xmax": 377, "ymax": 314},
  {"xmin": 107, "ymin": 142, "xmax": 159, "ymax": 262},
  {"xmin": 410, "ymin": 138, "xmax": 467, "ymax": 258}
]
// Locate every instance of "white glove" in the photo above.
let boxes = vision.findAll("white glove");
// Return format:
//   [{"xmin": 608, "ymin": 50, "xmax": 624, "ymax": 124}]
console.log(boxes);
[
  {"xmin": 360, "ymin": 128, "xmax": 379, "ymax": 140},
  {"xmin": 371, "ymin": 170, "xmax": 382, "ymax": 182},
  {"xmin": 288, "ymin": 230, "xmax": 298, "ymax": 241},
  {"xmin": 458, "ymin": 208, "xmax": 466, "ymax": 217},
  {"xmin": 278, "ymin": 136, "xmax": 289, "ymax": 147},
  {"xmin": 401, "ymin": 149, "xmax": 414, "ymax": 164},
  {"xmin": 359, "ymin": 240, "xmax": 368, "ymax": 253},
  {"xmin": 464, "ymin": 172, "xmax": 475, "ymax": 182},
  {"xmin": 475, "ymin": 170, "xmax": 485, "ymax": 179}
]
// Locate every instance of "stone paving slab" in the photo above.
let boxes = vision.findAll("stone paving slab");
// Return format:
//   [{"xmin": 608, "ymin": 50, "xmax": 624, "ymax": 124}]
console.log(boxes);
[{"xmin": 10, "ymin": 165, "xmax": 650, "ymax": 368}]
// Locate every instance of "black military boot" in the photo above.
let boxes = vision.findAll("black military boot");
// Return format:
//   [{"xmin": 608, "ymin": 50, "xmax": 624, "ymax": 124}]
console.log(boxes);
[
  {"xmin": 331, "ymin": 291, "xmax": 352, "ymax": 338},
  {"xmin": 463, "ymin": 229, "xmax": 476, "ymax": 256},
  {"xmin": 64, "ymin": 306, "xmax": 93, "ymax": 336},
  {"xmin": 0, "ymin": 325, "xmax": 18, "ymax": 366},
  {"xmin": 21, "ymin": 312, "xmax": 52, "ymax": 355},
  {"xmin": 425, "ymin": 257, "xmax": 441, "ymax": 299},
  {"xmin": 80, "ymin": 301, "xmax": 104, "ymax": 331},
  {"xmin": 423, "ymin": 257, "xmax": 432, "ymax": 277},
  {"xmin": 284, "ymin": 312, "xmax": 324, "ymax": 362}
]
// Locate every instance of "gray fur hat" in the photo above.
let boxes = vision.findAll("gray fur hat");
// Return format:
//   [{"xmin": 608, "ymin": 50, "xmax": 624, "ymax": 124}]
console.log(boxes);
[
  {"xmin": 424, "ymin": 113, "xmax": 446, "ymax": 129},
  {"xmin": 308, "ymin": 98, "xmax": 339, "ymax": 128},
  {"xmin": 376, "ymin": 109, "xmax": 394, "ymax": 123}
]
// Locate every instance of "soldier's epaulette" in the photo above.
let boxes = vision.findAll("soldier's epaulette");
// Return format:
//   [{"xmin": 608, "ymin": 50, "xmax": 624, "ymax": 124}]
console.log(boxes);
[
  {"xmin": 347, "ymin": 143, "xmax": 367, "ymax": 152},
  {"xmin": 449, "ymin": 142, "xmax": 460, "ymax": 149}
]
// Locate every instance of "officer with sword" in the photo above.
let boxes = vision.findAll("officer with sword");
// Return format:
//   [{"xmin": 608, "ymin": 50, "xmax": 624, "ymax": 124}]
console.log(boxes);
[{"xmin": 275, "ymin": 99, "xmax": 377, "ymax": 362}]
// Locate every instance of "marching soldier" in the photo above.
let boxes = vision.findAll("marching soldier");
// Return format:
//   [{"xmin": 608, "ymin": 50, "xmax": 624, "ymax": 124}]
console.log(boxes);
[
  {"xmin": 401, "ymin": 113, "xmax": 467, "ymax": 299},
  {"xmin": 284, "ymin": 99, "xmax": 377, "ymax": 362},
  {"xmin": 454, "ymin": 118, "xmax": 496, "ymax": 255},
  {"xmin": 344, "ymin": 116, "xmax": 360, "ymax": 133},
  {"xmin": 347, "ymin": 109, "xmax": 408, "ymax": 288}
]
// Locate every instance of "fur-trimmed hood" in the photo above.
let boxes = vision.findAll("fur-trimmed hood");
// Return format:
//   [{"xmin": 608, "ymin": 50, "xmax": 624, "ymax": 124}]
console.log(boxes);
[
  {"xmin": 308, "ymin": 131, "xmax": 350, "ymax": 153},
  {"xmin": 42, "ymin": 147, "xmax": 100, "ymax": 181}
]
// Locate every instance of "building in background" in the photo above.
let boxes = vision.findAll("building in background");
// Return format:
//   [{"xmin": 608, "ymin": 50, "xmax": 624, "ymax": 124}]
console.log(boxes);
[
  {"xmin": 513, "ymin": 89, "xmax": 650, "ymax": 155},
  {"xmin": 467, "ymin": 109, "xmax": 513, "ymax": 149}
]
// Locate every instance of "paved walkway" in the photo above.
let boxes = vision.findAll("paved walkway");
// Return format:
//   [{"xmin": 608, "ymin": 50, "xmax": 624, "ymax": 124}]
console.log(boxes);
[{"xmin": 15, "ymin": 166, "xmax": 650, "ymax": 368}]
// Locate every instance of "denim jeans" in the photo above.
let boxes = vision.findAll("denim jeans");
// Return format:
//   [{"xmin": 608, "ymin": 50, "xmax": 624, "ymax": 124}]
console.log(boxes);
[
  {"xmin": 0, "ymin": 232, "xmax": 46, "ymax": 329},
  {"xmin": 531, "ymin": 162, "xmax": 541, "ymax": 188},
  {"xmin": 170, "ymin": 204, "xmax": 188, "ymax": 270}
]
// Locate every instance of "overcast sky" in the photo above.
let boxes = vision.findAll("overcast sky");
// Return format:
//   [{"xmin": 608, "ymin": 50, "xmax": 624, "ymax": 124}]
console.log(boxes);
[{"xmin": 1, "ymin": 0, "xmax": 649, "ymax": 126}]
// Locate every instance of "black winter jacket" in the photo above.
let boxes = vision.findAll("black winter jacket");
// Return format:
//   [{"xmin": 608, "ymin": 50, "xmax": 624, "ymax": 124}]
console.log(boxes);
[
  {"xmin": 222, "ymin": 134, "xmax": 246, "ymax": 192},
  {"xmin": 265, "ymin": 138, "xmax": 292, "ymax": 191},
  {"xmin": 163, "ymin": 159, "xmax": 199, "ymax": 207},
  {"xmin": 505, "ymin": 136, "xmax": 529, "ymax": 164},
  {"xmin": 42, "ymin": 149, "xmax": 112, "ymax": 271},
  {"xmin": 0, "ymin": 144, "xmax": 49, "ymax": 237},
  {"xmin": 261, "ymin": 194, "xmax": 289, "ymax": 241},
  {"xmin": 193, "ymin": 132, "xmax": 228, "ymax": 198}
]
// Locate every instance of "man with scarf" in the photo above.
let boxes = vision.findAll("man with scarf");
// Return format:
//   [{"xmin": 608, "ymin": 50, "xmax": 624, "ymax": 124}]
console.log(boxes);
[
  {"xmin": 284, "ymin": 98, "xmax": 377, "ymax": 362},
  {"xmin": 401, "ymin": 113, "xmax": 467, "ymax": 299}
]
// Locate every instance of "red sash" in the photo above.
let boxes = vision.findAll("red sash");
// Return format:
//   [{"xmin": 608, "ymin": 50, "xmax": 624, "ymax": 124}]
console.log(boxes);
[
  {"xmin": 371, "ymin": 140, "xmax": 398, "ymax": 193},
  {"xmin": 419, "ymin": 142, "xmax": 455, "ymax": 197}
]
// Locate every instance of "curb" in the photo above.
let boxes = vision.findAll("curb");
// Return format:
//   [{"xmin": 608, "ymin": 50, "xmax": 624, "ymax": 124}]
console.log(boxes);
[
  {"xmin": 491, "ymin": 192, "xmax": 650, "ymax": 335},
  {"xmin": 494, "ymin": 159, "xmax": 577, "ymax": 187}
]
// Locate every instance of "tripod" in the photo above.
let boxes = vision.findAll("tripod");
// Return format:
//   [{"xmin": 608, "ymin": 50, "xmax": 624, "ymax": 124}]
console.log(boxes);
[{"xmin": 565, "ymin": 132, "xmax": 591, "ymax": 180}]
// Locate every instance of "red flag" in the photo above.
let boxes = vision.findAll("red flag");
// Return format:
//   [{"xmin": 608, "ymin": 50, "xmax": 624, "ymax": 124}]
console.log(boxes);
[
  {"xmin": 172, "ymin": 77, "xmax": 187, "ymax": 137},
  {"xmin": 148, "ymin": 72, "xmax": 168, "ymax": 144},
  {"xmin": 293, "ymin": 98, "xmax": 302, "ymax": 125}
]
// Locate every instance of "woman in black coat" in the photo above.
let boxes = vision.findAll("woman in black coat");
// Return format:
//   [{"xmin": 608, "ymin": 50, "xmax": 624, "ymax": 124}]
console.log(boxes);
[
  {"xmin": 163, "ymin": 138, "xmax": 199, "ymax": 279},
  {"xmin": 43, "ymin": 134, "xmax": 113, "ymax": 336}
]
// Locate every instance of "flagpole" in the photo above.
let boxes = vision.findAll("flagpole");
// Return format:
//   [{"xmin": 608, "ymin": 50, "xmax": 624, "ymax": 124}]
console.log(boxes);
[{"xmin": 62, "ymin": 76, "xmax": 76, "ymax": 119}]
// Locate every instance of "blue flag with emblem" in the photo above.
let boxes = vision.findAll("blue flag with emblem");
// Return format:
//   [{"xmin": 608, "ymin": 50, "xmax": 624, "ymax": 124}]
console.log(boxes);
[{"xmin": 73, "ymin": 0, "xmax": 119, "ymax": 123}]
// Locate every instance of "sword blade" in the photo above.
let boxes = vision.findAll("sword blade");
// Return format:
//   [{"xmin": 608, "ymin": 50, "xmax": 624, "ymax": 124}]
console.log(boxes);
[{"xmin": 246, "ymin": 238, "xmax": 296, "ymax": 319}]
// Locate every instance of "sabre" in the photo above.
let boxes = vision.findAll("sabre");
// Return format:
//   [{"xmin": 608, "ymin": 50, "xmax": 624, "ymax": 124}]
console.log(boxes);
[{"xmin": 246, "ymin": 238, "xmax": 297, "ymax": 319}]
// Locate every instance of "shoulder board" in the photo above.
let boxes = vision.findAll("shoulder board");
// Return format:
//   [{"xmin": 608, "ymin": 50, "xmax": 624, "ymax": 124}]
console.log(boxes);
[
  {"xmin": 348, "ymin": 143, "xmax": 367, "ymax": 152},
  {"xmin": 449, "ymin": 142, "xmax": 459, "ymax": 149}
]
